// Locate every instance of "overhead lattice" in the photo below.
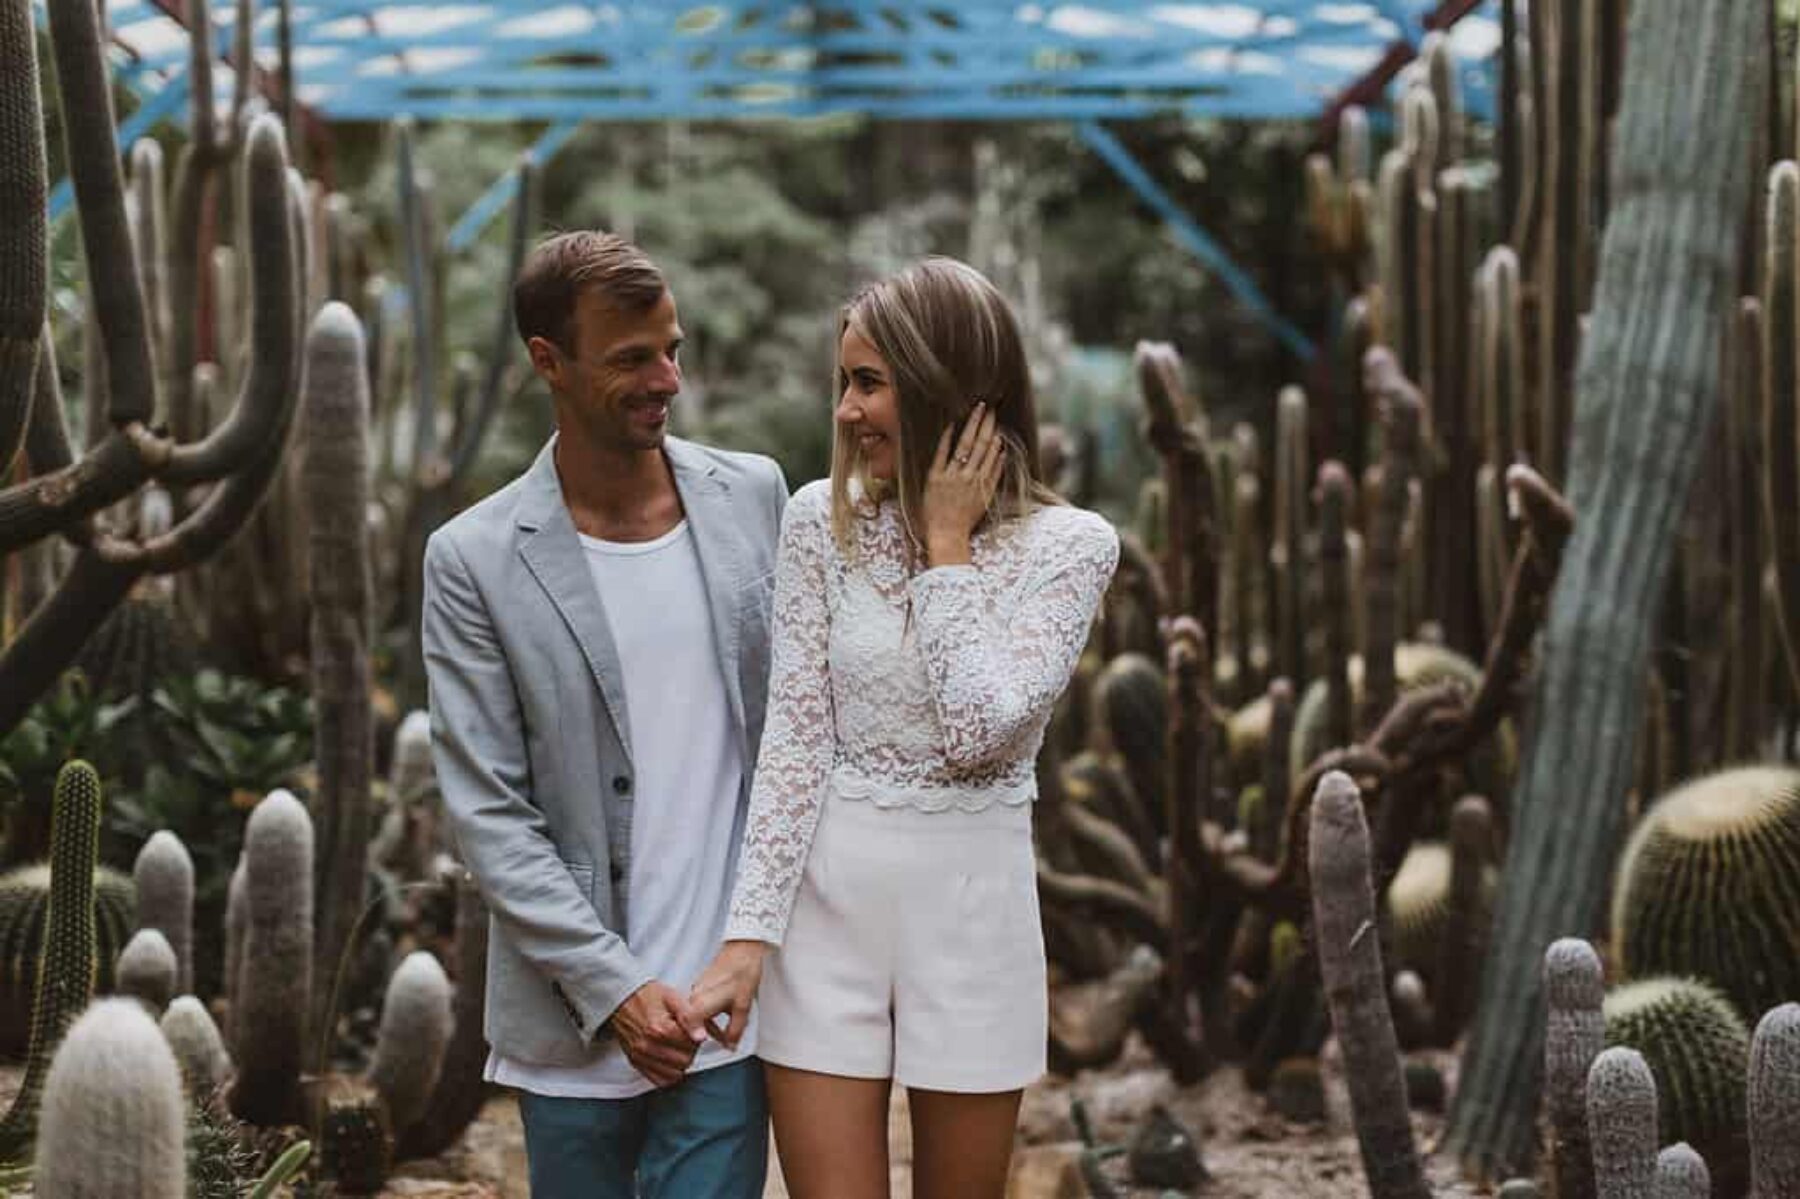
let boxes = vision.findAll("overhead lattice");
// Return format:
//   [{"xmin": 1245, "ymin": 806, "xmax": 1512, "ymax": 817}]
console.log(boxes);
[{"xmin": 87, "ymin": 1, "xmax": 1500, "ymax": 124}]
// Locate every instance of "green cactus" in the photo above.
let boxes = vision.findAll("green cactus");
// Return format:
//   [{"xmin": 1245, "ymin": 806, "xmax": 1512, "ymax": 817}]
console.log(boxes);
[
  {"xmin": 1749, "ymin": 1002, "xmax": 1800, "ymax": 1197},
  {"xmin": 1317, "ymin": 463, "xmax": 1353, "ymax": 753},
  {"xmin": 1360, "ymin": 356, "xmax": 1423, "ymax": 735},
  {"xmin": 322, "ymin": 1094, "xmax": 391, "ymax": 1195},
  {"xmin": 0, "ymin": 863, "xmax": 134, "ymax": 1058},
  {"xmin": 160, "ymin": 994, "xmax": 233, "ymax": 1101},
  {"xmin": 1609, "ymin": 765, "xmax": 1800, "ymax": 1023},
  {"xmin": 1307, "ymin": 770, "xmax": 1430, "ymax": 1199},
  {"xmin": 0, "ymin": 761, "xmax": 105, "ymax": 1158},
  {"xmin": 1603, "ymin": 977, "xmax": 1751, "ymax": 1193},
  {"xmin": 1383, "ymin": 840, "xmax": 1496, "ymax": 997},
  {"xmin": 116, "ymin": 927, "xmax": 177, "ymax": 1014},
  {"xmin": 1272, "ymin": 386, "xmax": 1309, "ymax": 688},
  {"xmin": 1544, "ymin": 937, "xmax": 1606, "ymax": 1199},
  {"xmin": 1090, "ymin": 653, "xmax": 1165, "ymax": 838},
  {"xmin": 228, "ymin": 789, "xmax": 313, "ymax": 1127},
  {"xmin": 32, "ymin": 998, "xmax": 185, "ymax": 1197},
  {"xmin": 303, "ymin": 301, "xmax": 376, "ymax": 1064},
  {"xmin": 1765, "ymin": 163, "xmax": 1800, "ymax": 703},
  {"xmin": 0, "ymin": 0, "xmax": 45, "ymax": 478},
  {"xmin": 132, "ymin": 830, "xmax": 193, "ymax": 995},
  {"xmin": 1587, "ymin": 1046, "xmax": 1658, "ymax": 1199},
  {"xmin": 370, "ymin": 951, "xmax": 452, "ymax": 1133}
]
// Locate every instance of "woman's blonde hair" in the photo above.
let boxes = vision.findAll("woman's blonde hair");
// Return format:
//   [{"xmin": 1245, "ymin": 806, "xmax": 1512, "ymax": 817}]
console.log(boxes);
[{"xmin": 829, "ymin": 256, "xmax": 1062, "ymax": 556}]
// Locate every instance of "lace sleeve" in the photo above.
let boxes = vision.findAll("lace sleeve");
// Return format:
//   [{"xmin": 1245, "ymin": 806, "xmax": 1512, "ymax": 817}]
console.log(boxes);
[
  {"xmin": 909, "ymin": 511, "xmax": 1119, "ymax": 768},
  {"xmin": 724, "ymin": 488, "xmax": 835, "ymax": 945}
]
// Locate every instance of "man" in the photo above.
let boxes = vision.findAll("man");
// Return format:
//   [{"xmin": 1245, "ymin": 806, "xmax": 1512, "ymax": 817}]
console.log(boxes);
[{"xmin": 423, "ymin": 231, "xmax": 787, "ymax": 1197}]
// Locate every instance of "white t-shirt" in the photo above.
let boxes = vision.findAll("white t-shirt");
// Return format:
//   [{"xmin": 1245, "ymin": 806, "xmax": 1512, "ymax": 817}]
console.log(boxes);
[{"xmin": 486, "ymin": 519, "xmax": 756, "ymax": 1098}]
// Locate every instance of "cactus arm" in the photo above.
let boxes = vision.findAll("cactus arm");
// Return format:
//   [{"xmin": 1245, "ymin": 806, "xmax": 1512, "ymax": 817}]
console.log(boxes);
[
  {"xmin": 1444, "ymin": 0, "xmax": 1767, "ymax": 1174},
  {"xmin": 128, "ymin": 139, "xmax": 168, "ymax": 371},
  {"xmin": 0, "ymin": 429, "xmax": 160, "ymax": 553},
  {"xmin": 1762, "ymin": 164, "xmax": 1800, "ymax": 699},
  {"xmin": 0, "ymin": 0, "xmax": 46, "ymax": 478},
  {"xmin": 396, "ymin": 119, "xmax": 438, "ymax": 480},
  {"xmin": 1362, "ymin": 349, "xmax": 1422, "ymax": 734},
  {"xmin": 164, "ymin": 145, "xmax": 210, "ymax": 442},
  {"xmin": 163, "ymin": 120, "xmax": 297, "ymax": 486},
  {"xmin": 1307, "ymin": 770, "xmax": 1431, "ymax": 1199},
  {"xmin": 21, "ymin": 326, "xmax": 64, "ymax": 477},
  {"xmin": 46, "ymin": 0, "xmax": 155, "ymax": 427},
  {"xmin": 0, "ymin": 549, "xmax": 140, "ymax": 735}
]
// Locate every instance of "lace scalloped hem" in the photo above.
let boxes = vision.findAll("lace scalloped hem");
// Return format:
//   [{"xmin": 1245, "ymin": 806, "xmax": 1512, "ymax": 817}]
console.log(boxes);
[{"xmin": 827, "ymin": 771, "xmax": 1036, "ymax": 813}]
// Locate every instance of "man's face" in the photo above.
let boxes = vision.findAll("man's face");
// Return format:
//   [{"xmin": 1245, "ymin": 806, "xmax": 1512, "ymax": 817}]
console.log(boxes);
[{"xmin": 533, "ymin": 286, "xmax": 684, "ymax": 453}]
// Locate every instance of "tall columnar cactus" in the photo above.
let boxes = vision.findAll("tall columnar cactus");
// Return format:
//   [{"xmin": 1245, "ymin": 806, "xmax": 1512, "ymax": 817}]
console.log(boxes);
[
  {"xmin": 390, "ymin": 710, "xmax": 435, "ymax": 803},
  {"xmin": 1543, "ymin": 938, "xmax": 1605, "ymax": 1199},
  {"xmin": 1749, "ymin": 1002, "xmax": 1800, "ymax": 1198},
  {"xmin": 128, "ymin": 138, "xmax": 169, "ymax": 369},
  {"xmin": 116, "ymin": 927, "xmax": 177, "ymax": 1014},
  {"xmin": 370, "ymin": 950, "xmax": 453, "ymax": 1133},
  {"xmin": 1478, "ymin": 246, "xmax": 1525, "ymax": 474},
  {"xmin": 1726, "ymin": 300, "xmax": 1768, "ymax": 762},
  {"xmin": 222, "ymin": 857, "xmax": 246, "ymax": 1038},
  {"xmin": 1653, "ymin": 1143, "xmax": 1711, "ymax": 1199},
  {"xmin": 1361, "ymin": 352, "xmax": 1422, "ymax": 735},
  {"xmin": 133, "ymin": 830, "xmax": 194, "ymax": 995},
  {"xmin": 1603, "ymin": 978, "xmax": 1751, "ymax": 1193},
  {"xmin": 229, "ymin": 790, "xmax": 313, "ymax": 1127},
  {"xmin": 1307, "ymin": 770, "xmax": 1430, "ymax": 1199},
  {"xmin": 1764, "ymin": 162, "xmax": 1800, "ymax": 702},
  {"xmin": 0, "ymin": 0, "xmax": 47, "ymax": 478},
  {"xmin": 1587, "ymin": 1046, "xmax": 1658, "ymax": 1199},
  {"xmin": 159, "ymin": 995, "xmax": 233, "ymax": 1101},
  {"xmin": 302, "ymin": 302, "xmax": 375, "ymax": 1062},
  {"xmin": 1609, "ymin": 766, "xmax": 1800, "ymax": 1023},
  {"xmin": 1446, "ymin": 0, "xmax": 1767, "ymax": 1172},
  {"xmin": 1092, "ymin": 653, "xmax": 1165, "ymax": 839},
  {"xmin": 0, "ymin": 0, "xmax": 298, "ymax": 740},
  {"xmin": 1273, "ymin": 386, "xmax": 1309, "ymax": 687},
  {"xmin": 33, "ymin": 998, "xmax": 185, "ymax": 1199},
  {"xmin": 1317, "ymin": 462, "xmax": 1353, "ymax": 753},
  {"xmin": 0, "ymin": 762, "xmax": 104, "ymax": 1159}
]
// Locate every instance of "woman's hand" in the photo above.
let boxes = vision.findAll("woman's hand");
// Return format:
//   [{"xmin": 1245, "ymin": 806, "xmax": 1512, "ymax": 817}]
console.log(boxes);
[
  {"xmin": 688, "ymin": 940, "xmax": 768, "ymax": 1049},
  {"xmin": 922, "ymin": 402, "xmax": 1005, "ymax": 567}
]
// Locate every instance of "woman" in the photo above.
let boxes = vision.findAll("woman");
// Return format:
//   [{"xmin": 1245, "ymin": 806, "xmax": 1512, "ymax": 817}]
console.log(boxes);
[{"xmin": 691, "ymin": 257, "xmax": 1119, "ymax": 1197}]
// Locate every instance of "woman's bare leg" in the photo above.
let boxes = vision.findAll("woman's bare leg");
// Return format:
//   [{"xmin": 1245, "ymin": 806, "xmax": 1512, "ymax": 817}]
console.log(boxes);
[
  {"xmin": 905, "ymin": 1087, "xmax": 1023, "ymax": 1199},
  {"xmin": 766, "ymin": 1064, "xmax": 892, "ymax": 1199}
]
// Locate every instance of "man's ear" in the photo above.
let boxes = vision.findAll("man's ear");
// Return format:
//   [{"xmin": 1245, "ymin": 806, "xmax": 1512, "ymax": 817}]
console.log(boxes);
[{"xmin": 526, "ymin": 336, "xmax": 563, "ymax": 392}]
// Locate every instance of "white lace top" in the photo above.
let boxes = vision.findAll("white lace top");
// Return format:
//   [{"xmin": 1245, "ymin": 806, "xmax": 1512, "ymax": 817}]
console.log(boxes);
[{"xmin": 724, "ymin": 478, "xmax": 1120, "ymax": 945}]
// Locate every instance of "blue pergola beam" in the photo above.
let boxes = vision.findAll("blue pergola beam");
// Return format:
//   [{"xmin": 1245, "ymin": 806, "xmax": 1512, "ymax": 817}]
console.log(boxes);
[
  {"xmin": 1075, "ymin": 120, "xmax": 1316, "ymax": 362},
  {"xmin": 445, "ymin": 118, "xmax": 581, "ymax": 252}
]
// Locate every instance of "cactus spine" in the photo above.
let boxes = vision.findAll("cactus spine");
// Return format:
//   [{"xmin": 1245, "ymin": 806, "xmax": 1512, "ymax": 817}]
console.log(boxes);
[
  {"xmin": 370, "ymin": 950, "xmax": 453, "ymax": 1133},
  {"xmin": 1307, "ymin": 770, "xmax": 1430, "ymax": 1199},
  {"xmin": 33, "ymin": 998, "xmax": 185, "ymax": 1199},
  {"xmin": 133, "ymin": 831, "xmax": 193, "ymax": 995},
  {"xmin": 1587, "ymin": 1046, "xmax": 1659, "ymax": 1199},
  {"xmin": 303, "ymin": 302, "xmax": 375, "ymax": 1061},
  {"xmin": 1749, "ymin": 1003, "xmax": 1800, "ymax": 1198},
  {"xmin": 1544, "ymin": 938, "xmax": 1605, "ymax": 1199},
  {"xmin": 0, "ymin": 762, "xmax": 104, "ymax": 1158},
  {"xmin": 229, "ymin": 790, "xmax": 313, "ymax": 1126}
]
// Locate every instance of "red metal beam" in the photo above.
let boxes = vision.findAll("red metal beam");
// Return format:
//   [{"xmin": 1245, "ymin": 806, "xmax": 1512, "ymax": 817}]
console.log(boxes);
[{"xmin": 1315, "ymin": 0, "xmax": 1490, "ymax": 145}]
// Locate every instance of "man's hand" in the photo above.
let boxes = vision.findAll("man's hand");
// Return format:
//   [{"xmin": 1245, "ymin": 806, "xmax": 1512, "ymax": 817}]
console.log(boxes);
[
  {"xmin": 689, "ymin": 940, "xmax": 767, "ymax": 1050},
  {"xmin": 608, "ymin": 981, "xmax": 708, "ymax": 1088}
]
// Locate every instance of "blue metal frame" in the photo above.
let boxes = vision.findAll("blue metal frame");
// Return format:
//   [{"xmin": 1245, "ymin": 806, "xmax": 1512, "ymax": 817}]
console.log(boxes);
[{"xmin": 444, "ymin": 118, "xmax": 580, "ymax": 251}]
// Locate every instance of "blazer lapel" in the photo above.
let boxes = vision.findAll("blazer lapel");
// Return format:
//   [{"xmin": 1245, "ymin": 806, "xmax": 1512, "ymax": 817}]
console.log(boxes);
[
  {"xmin": 514, "ymin": 439, "xmax": 634, "ymax": 764},
  {"xmin": 666, "ymin": 438, "xmax": 749, "ymax": 757}
]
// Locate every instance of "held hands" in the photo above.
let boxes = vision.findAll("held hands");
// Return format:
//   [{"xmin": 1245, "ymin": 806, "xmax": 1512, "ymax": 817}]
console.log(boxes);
[
  {"xmin": 688, "ymin": 940, "xmax": 767, "ymax": 1050},
  {"xmin": 608, "ymin": 980, "xmax": 709, "ymax": 1088},
  {"xmin": 922, "ymin": 402, "xmax": 1005, "ymax": 568}
]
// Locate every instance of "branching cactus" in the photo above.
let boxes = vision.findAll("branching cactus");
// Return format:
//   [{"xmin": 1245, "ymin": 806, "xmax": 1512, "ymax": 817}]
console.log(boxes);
[
  {"xmin": 1653, "ymin": 1143, "xmax": 1711, "ymax": 1199},
  {"xmin": 33, "ymin": 998, "xmax": 185, "ymax": 1199},
  {"xmin": 133, "ymin": 830, "xmax": 194, "ymax": 995},
  {"xmin": 1749, "ymin": 1002, "xmax": 1800, "ymax": 1198},
  {"xmin": 0, "ymin": 0, "xmax": 299, "ymax": 739},
  {"xmin": 0, "ymin": 761, "xmax": 103, "ymax": 1159},
  {"xmin": 369, "ymin": 950, "xmax": 452, "ymax": 1133},
  {"xmin": 1307, "ymin": 769, "xmax": 1430, "ymax": 1199},
  {"xmin": 229, "ymin": 790, "xmax": 313, "ymax": 1127},
  {"xmin": 159, "ymin": 995, "xmax": 233, "ymax": 1101},
  {"xmin": 116, "ymin": 928, "xmax": 177, "ymax": 1014},
  {"xmin": 1544, "ymin": 937, "xmax": 1605, "ymax": 1199},
  {"xmin": 1763, "ymin": 162, "xmax": 1800, "ymax": 701},
  {"xmin": 302, "ymin": 302, "xmax": 375, "ymax": 1063},
  {"xmin": 0, "ymin": 0, "xmax": 46, "ymax": 476},
  {"xmin": 1587, "ymin": 1047, "xmax": 1658, "ymax": 1199}
]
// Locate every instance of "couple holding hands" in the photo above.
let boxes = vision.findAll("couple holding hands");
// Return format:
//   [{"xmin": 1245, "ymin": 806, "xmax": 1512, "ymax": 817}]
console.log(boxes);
[{"xmin": 422, "ymin": 232, "xmax": 1119, "ymax": 1197}]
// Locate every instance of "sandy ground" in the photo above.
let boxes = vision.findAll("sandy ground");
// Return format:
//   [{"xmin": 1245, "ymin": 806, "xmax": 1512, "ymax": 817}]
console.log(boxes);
[{"xmin": 0, "ymin": 1039, "xmax": 1504, "ymax": 1197}]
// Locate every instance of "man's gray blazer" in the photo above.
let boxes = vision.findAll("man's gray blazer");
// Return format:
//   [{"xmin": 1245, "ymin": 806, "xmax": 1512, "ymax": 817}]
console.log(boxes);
[{"xmin": 422, "ymin": 433, "xmax": 788, "ymax": 1066}]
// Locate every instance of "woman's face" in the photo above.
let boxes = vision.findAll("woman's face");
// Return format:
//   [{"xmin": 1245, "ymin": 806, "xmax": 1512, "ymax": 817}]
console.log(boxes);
[{"xmin": 836, "ymin": 324, "xmax": 902, "ymax": 481}]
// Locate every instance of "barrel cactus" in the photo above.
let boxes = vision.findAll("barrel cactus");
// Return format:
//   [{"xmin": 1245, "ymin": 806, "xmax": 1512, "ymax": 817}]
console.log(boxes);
[
  {"xmin": 0, "ymin": 863, "xmax": 135, "ymax": 1057},
  {"xmin": 33, "ymin": 998, "xmax": 186, "ymax": 1198},
  {"xmin": 1610, "ymin": 765, "xmax": 1800, "ymax": 1023},
  {"xmin": 1603, "ymin": 977, "xmax": 1751, "ymax": 1193}
]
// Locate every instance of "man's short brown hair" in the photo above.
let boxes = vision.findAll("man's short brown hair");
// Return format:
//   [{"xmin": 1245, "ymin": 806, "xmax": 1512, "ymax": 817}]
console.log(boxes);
[{"xmin": 513, "ymin": 231, "xmax": 667, "ymax": 356}]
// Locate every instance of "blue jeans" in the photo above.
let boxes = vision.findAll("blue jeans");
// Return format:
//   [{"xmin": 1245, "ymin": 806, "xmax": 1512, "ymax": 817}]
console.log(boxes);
[{"xmin": 515, "ymin": 1057, "xmax": 769, "ymax": 1198}]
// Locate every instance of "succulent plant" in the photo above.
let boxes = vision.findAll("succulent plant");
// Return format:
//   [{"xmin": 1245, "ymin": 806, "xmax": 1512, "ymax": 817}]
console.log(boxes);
[
  {"xmin": 160, "ymin": 994, "xmax": 233, "ymax": 1100},
  {"xmin": 132, "ymin": 829, "xmax": 194, "ymax": 995},
  {"xmin": 33, "ymin": 998, "xmax": 186, "ymax": 1197},
  {"xmin": 1384, "ymin": 840, "xmax": 1497, "ymax": 992},
  {"xmin": 1587, "ymin": 1046, "xmax": 1659, "ymax": 1199},
  {"xmin": 0, "ymin": 862, "xmax": 135, "ymax": 1057},
  {"xmin": 1610, "ymin": 765, "xmax": 1800, "ymax": 1023},
  {"xmin": 322, "ymin": 1092, "xmax": 392, "ymax": 1195},
  {"xmin": 1090, "ymin": 652, "xmax": 1166, "ymax": 831},
  {"xmin": 1653, "ymin": 1142, "xmax": 1711, "ymax": 1198},
  {"xmin": 116, "ymin": 927, "xmax": 177, "ymax": 1013},
  {"xmin": 228, "ymin": 790, "xmax": 313, "ymax": 1126},
  {"xmin": 1603, "ymin": 977, "xmax": 1751, "ymax": 1193},
  {"xmin": 369, "ymin": 950, "xmax": 453, "ymax": 1132},
  {"xmin": 1749, "ymin": 1002, "xmax": 1800, "ymax": 1198},
  {"xmin": 1544, "ymin": 938, "xmax": 1606, "ymax": 1199}
]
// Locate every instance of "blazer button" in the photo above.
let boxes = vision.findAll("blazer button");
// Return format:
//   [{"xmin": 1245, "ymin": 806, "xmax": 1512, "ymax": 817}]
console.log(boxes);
[{"xmin": 612, "ymin": 775, "xmax": 632, "ymax": 796}]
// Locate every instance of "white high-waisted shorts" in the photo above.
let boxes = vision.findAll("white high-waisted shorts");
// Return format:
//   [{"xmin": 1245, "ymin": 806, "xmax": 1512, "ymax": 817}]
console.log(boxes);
[{"xmin": 754, "ymin": 790, "xmax": 1047, "ymax": 1093}]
